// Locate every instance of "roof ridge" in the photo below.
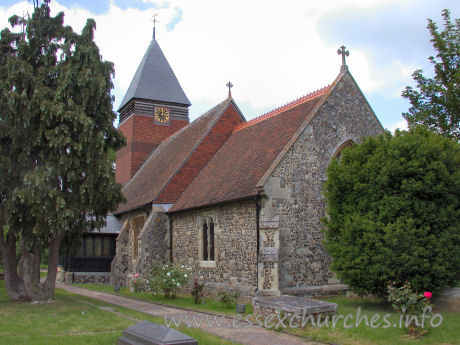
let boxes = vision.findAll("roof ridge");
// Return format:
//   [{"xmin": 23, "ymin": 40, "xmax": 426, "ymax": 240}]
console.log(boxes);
[{"xmin": 233, "ymin": 85, "xmax": 330, "ymax": 132}]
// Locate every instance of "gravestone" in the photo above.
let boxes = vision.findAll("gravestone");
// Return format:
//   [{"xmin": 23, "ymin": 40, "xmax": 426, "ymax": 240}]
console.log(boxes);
[{"xmin": 118, "ymin": 321, "xmax": 198, "ymax": 345}]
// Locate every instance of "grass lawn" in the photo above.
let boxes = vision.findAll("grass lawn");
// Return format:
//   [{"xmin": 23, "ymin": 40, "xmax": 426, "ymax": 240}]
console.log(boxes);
[
  {"xmin": 0, "ymin": 280, "xmax": 240, "ymax": 345},
  {"xmin": 73, "ymin": 283, "xmax": 252, "ymax": 315},
  {"xmin": 75, "ymin": 283, "xmax": 460, "ymax": 344},
  {"xmin": 286, "ymin": 295, "xmax": 460, "ymax": 345}
]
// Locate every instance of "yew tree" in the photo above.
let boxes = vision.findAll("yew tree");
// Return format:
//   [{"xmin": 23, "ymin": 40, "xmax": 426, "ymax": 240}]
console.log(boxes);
[
  {"xmin": 0, "ymin": 1, "xmax": 125, "ymax": 301},
  {"xmin": 323, "ymin": 128, "xmax": 460, "ymax": 296}
]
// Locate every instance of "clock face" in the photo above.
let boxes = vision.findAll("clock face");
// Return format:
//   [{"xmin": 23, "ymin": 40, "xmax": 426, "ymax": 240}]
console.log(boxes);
[{"xmin": 154, "ymin": 107, "xmax": 170, "ymax": 123}]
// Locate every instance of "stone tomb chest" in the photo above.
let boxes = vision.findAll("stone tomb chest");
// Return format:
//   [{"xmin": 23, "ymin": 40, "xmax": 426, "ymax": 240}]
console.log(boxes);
[
  {"xmin": 252, "ymin": 295, "xmax": 337, "ymax": 318},
  {"xmin": 118, "ymin": 321, "xmax": 197, "ymax": 345}
]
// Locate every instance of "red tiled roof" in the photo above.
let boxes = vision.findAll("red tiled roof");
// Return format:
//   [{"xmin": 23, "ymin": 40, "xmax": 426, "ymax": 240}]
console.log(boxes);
[
  {"xmin": 234, "ymin": 86, "xmax": 330, "ymax": 132},
  {"xmin": 169, "ymin": 89, "xmax": 329, "ymax": 212},
  {"xmin": 116, "ymin": 98, "xmax": 236, "ymax": 214},
  {"xmin": 155, "ymin": 102, "xmax": 244, "ymax": 203}
]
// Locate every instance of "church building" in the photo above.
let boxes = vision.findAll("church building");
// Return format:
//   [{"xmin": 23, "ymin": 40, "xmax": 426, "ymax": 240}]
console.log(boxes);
[{"xmin": 110, "ymin": 35, "xmax": 383, "ymax": 297}]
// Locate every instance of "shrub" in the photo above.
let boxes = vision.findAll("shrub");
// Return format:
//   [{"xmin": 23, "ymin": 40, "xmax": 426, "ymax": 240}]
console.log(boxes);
[
  {"xmin": 128, "ymin": 273, "xmax": 148, "ymax": 292},
  {"xmin": 233, "ymin": 290, "xmax": 240, "ymax": 304},
  {"xmin": 218, "ymin": 290, "xmax": 240, "ymax": 308},
  {"xmin": 323, "ymin": 128, "xmax": 460, "ymax": 296},
  {"xmin": 218, "ymin": 291, "xmax": 233, "ymax": 307},
  {"xmin": 191, "ymin": 279, "xmax": 205, "ymax": 304},
  {"xmin": 149, "ymin": 263, "xmax": 190, "ymax": 298},
  {"xmin": 387, "ymin": 282, "xmax": 431, "ymax": 315},
  {"xmin": 387, "ymin": 282, "xmax": 432, "ymax": 337}
]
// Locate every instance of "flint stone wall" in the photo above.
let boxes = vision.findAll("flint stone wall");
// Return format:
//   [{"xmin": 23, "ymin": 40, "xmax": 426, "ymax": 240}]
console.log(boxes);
[
  {"xmin": 111, "ymin": 206, "xmax": 170, "ymax": 287},
  {"xmin": 270, "ymin": 72, "xmax": 383, "ymax": 293},
  {"xmin": 171, "ymin": 199, "xmax": 258, "ymax": 297},
  {"xmin": 135, "ymin": 209, "xmax": 170, "ymax": 275},
  {"xmin": 63, "ymin": 272, "xmax": 110, "ymax": 285},
  {"xmin": 111, "ymin": 218, "xmax": 131, "ymax": 286}
]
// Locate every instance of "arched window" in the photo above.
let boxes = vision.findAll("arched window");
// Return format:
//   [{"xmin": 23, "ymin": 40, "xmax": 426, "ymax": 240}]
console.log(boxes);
[
  {"xmin": 202, "ymin": 217, "xmax": 215, "ymax": 262},
  {"xmin": 333, "ymin": 140, "xmax": 355, "ymax": 161},
  {"xmin": 209, "ymin": 218, "xmax": 215, "ymax": 261},
  {"xmin": 202, "ymin": 220, "xmax": 208, "ymax": 261}
]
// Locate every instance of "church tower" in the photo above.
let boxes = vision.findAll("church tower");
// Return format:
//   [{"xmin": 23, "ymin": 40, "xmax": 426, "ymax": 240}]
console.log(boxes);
[{"xmin": 115, "ymin": 36, "xmax": 191, "ymax": 184}]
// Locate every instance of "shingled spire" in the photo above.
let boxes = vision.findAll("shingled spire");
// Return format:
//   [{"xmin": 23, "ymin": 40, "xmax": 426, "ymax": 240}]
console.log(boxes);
[
  {"xmin": 116, "ymin": 37, "xmax": 191, "ymax": 184},
  {"xmin": 118, "ymin": 39, "xmax": 190, "ymax": 113}
]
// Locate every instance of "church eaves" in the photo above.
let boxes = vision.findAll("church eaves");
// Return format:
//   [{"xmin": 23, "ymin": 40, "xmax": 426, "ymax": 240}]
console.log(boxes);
[{"xmin": 118, "ymin": 39, "xmax": 191, "ymax": 111}]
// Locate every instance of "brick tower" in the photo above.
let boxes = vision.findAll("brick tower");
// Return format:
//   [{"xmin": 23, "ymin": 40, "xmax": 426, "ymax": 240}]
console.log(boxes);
[{"xmin": 116, "ymin": 37, "xmax": 190, "ymax": 184}]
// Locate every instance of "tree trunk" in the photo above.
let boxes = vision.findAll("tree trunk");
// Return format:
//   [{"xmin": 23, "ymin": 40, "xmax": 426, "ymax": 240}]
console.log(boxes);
[
  {"xmin": 1, "ymin": 227, "xmax": 63, "ymax": 302},
  {"xmin": 19, "ymin": 234, "xmax": 44, "ymax": 301},
  {"xmin": 43, "ymin": 236, "xmax": 62, "ymax": 300},
  {"xmin": 0, "ymin": 232, "xmax": 29, "ymax": 301},
  {"xmin": 32, "ymin": 241, "xmax": 41, "ymax": 285}
]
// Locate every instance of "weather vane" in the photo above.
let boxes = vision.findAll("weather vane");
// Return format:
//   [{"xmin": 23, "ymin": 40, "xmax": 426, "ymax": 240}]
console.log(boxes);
[
  {"xmin": 337, "ymin": 45, "xmax": 350, "ymax": 71},
  {"xmin": 226, "ymin": 81, "xmax": 233, "ymax": 98},
  {"xmin": 151, "ymin": 14, "xmax": 159, "ymax": 39}
]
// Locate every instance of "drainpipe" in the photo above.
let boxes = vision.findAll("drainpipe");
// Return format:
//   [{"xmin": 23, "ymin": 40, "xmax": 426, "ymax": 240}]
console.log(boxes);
[{"xmin": 255, "ymin": 195, "xmax": 261, "ymax": 292}]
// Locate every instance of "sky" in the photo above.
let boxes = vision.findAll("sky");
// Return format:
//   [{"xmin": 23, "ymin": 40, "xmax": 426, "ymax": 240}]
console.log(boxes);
[{"xmin": 1, "ymin": 0, "xmax": 458, "ymax": 131}]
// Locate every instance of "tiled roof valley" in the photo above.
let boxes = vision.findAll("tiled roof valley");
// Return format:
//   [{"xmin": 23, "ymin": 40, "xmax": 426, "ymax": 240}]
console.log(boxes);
[{"xmin": 115, "ymin": 99, "xmax": 236, "ymax": 214}]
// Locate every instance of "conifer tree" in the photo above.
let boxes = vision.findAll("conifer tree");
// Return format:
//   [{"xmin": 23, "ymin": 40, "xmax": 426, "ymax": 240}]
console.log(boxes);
[
  {"xmin": 323, "ymin": 128, "xmax": 460, "ymax": 296},
  {"xmin": 0, "ymin": 1, "xmax": 125, "ymax": 301}
]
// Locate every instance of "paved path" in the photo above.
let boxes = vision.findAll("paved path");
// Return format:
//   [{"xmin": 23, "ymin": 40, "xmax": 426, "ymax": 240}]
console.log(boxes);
[
  {"xmin": 57, "ymin": 282, "xmax": 321, "ymax": 345},
  {"xmin": 434, "ymin": 288, "xmax": 460, "ymax": 312}
]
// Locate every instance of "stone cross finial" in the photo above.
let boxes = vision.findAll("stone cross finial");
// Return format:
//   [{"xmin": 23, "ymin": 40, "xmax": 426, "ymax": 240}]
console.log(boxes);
[
  {"xmin": 337, "ymin": 45, "xmax": 350, "ymax": 71},
  {"xmin": 226, "ymin": 81, "xmax": 233, "ymax": 98},
  {"xmin": 151, "ymin": 14, "xmax": 158, "ymax": 39}
]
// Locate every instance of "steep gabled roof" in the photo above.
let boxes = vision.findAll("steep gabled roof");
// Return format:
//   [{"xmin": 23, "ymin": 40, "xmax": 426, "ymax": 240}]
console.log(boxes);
[
  {"xmin": 154, "ymin": 99, "xmax": 245, "ymax": 204},
  {"xmin": 115, "ymin": 98, "xmax": 240, "ymax": 214},
  {"xmin": 169, "ymin": 87, "xmax": 330, "ymax": 212},
  {"xmin": 118, "ymin": 39, "xmax": 190, "ymax": 111}
]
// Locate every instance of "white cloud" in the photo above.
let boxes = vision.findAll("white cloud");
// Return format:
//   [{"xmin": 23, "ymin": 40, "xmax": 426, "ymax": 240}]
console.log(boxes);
[
  {"xmin": 0, "ymin": 2, "xmax": 34, "ymax": 26},
  {"xmin": 1, "ymin": 0, "xmax": 453, "ymax": 122},
  {"xmin": 386, "ymin": 120, "xmax": 408, "ymax": 133}
]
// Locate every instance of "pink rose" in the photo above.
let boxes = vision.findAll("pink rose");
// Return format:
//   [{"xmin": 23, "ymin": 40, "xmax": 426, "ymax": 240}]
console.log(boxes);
[
  {"xmin": 424, "ymin": 291, "xmax": 432, "ymax": 299},
  {"xmin": 133, "ymin": 273, "xmax": 139, "ymax": 278}
]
